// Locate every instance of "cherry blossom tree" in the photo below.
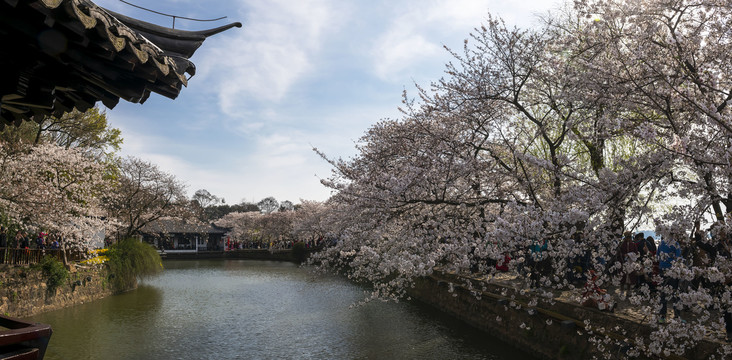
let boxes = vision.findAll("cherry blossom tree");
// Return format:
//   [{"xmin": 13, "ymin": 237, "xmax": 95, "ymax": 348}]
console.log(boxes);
[
  {"xmin": 105, "ymin": 157, "xmax": 190, "ymax": 240},
  {"xmin": 0, "ymin": 142, "xmax": 114, "ymax": 250},
  {"xmin": 258, "ymin": 211, "xmax": 295, "ymax": 246},
  {"xmin": 214, "ymin": 211, "xmax": 262, "ymax": 243},
  {"xmin": 291, "ymin": 200, "xmax": 330, "ymax": 242},
  {"xmin": 312, "ymin": 0, "xmax": 732, "ymax": 357},
  {"xmin": 215, "ymin": 209, "xmax": 296, "ymax": 249}
]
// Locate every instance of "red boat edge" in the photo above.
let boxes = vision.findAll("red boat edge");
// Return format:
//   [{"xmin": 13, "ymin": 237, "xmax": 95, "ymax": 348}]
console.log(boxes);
[{"xmin": 0, "ymin": 315, "xmax": 52, "ymax": 360}]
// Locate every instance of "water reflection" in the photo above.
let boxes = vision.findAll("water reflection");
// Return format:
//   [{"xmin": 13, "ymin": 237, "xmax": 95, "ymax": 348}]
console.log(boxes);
[{"xmin": 29, "ymin": 260, "xmax": 535, "ymax": 360}]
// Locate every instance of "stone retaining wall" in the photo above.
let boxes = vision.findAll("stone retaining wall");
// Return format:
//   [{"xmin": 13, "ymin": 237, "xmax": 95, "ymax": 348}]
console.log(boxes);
[
  {"xmin": 408, "ymin": 272, "xmax": 722, "ymax": 360},
  {"xmin": 0, "ymin": 264, "xmax": 115, "ymax": 318}
]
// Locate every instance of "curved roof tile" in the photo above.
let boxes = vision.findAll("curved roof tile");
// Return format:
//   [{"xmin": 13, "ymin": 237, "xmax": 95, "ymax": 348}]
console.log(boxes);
[{"xmin": 0, "ymin": 0, "xmax": 241, "ymax": 127}]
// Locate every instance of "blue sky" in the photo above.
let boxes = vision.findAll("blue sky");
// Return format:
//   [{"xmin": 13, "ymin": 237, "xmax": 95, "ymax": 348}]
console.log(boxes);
[{"xmin": 93, "ymin": 0, "xmax": 559, "ymax": 205}]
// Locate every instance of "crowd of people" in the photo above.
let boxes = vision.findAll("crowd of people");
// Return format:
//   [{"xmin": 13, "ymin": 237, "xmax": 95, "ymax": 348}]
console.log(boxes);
[
  {"xmin": 479, "ymin": 219, "xmax": 732, "ymax": 341},
  {"xmin": 517, "ymin": 221, "xmax": 732, "ymax": 341},
  {"xmin": 0, "ymin": 226, "xmax": 67, "ymax": 265},
  {"xmin": 0, "ymin": 226, "xmax": 63, "ymax": 250}
]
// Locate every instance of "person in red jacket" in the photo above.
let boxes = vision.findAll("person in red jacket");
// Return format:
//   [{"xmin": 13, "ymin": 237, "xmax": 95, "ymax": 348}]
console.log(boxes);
[{"xmin": 495, "ymin": 253, "xmax": 511, "ymax": 272}]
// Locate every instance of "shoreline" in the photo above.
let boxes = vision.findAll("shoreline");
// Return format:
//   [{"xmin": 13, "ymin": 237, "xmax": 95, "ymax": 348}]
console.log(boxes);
[{"xmin": 8, "ymin": 253, "xmax": 725, "ymax": 359}]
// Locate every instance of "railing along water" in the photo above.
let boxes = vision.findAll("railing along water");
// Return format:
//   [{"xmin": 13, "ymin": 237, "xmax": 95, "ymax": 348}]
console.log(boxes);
[{"xmin": 0, "ymin": 248, "xmax": 85, "ymax": 266}]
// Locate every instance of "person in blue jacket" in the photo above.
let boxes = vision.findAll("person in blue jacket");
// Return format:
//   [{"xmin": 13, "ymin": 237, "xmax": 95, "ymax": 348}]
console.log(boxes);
[
  {"xmin": 657, "ymin": 236, "xmax": 682, "ymax": 322},
  {"xmin": 528, "ymin": 238, "xmax": 549, "ymax": 287}
]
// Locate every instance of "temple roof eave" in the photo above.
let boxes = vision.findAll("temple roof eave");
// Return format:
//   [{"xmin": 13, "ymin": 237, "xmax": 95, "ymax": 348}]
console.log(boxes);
[{"xmin": 0, "ymin": 0, "xmax": 241, "ymax": 126}]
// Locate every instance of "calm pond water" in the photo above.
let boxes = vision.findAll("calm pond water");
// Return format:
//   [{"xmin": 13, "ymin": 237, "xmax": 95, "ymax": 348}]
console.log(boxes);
[{"xmin": 29, "ymin": 260, "xmax": 535, "ymax": 360}]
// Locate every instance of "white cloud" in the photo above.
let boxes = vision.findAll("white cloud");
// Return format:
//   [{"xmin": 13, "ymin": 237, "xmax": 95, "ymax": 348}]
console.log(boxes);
[
  {"xmin": 423, "ymin": 0, "xmax": 493, "ymax": 25},
  {"xmin": 183, "ymin": 133, "xmax": 333, "ymax": 203},
  {"xmin": 368, "ymin": 0, "xmax": 557, "ymax": 81},
  {"xmin": 369, "ymin": 0, "xmax": 491, "ymax": 81},
  {"xmin": 196, "ymin": 0, "xmax": 341, "ymax": 117},
  {"xmin": 99, "ymin": 0, "xmax": 562, "ymax": 205},
  {"xmin": 253, "ymin": 134, "xmax": 308, "ymax": 169},
  {"xmin": 372, "ymin": 33, "xmax": 442, "ymax": 80}
]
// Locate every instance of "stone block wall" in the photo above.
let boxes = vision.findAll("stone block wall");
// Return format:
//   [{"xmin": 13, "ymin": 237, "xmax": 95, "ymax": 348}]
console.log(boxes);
[
  {"xmin": 408, "ymin": 272, "xmax": 721, "ymax": 360},
  {"xmin": 0, "ymin": 264, "xmax": 115, "ymax": 318}
]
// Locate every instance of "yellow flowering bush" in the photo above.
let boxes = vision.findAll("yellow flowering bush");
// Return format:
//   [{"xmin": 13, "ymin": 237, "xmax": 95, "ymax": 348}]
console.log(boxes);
[
  {"xmin": 80, "ymin": 248, "xmax": 110, "ymax": 264},
  {"xmin": 80, "ymin": 255, "xmax": 109, "ymax": 265}
]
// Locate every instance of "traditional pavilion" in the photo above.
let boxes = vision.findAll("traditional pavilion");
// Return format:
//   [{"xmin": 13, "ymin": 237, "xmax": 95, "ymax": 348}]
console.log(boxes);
[
  {"xmin": 140, "ymin": 218, "xmax": 228, "ymax": 252},
  {"xmin": 0, "ymin": 0, "xmax": 241, "ymax": 128}
]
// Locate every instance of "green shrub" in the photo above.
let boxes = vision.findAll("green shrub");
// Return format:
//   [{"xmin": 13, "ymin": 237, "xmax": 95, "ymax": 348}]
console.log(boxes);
[
  {"xmin": 38, "ymin": 255, "xmax": 68, "ymax": 292},
  {"xmin": 106, "ymin": 238, "xmax": 162, "ymax": 292}
]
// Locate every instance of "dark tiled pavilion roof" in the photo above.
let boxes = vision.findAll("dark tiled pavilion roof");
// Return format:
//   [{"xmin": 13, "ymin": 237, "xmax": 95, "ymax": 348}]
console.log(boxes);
[
  {"xmin": 0, "ymin": 0, "xmax": 241, "ymax": 128},
  {"xmin": 141, "ymin": 218, "xmax": 227, "ymax": 235}
]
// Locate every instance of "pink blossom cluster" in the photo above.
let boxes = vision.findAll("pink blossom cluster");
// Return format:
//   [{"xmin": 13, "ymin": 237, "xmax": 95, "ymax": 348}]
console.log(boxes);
[
  {"xmin": 307, "ymin": 0, "xmax": 732, "ymax": 357},
  {"xmin": 0, "ymin": 142, "xmax": 114, "ymax": 251}
]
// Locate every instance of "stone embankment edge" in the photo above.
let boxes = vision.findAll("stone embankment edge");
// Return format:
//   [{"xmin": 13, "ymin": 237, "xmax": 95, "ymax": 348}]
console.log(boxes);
[
  {"xmin": 407, "ymin": 271, "xmax": 721, "ymax": 360},
  {"xmin": 0, "ymin": 264, "xmax": 121, "ymax": 318}
]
